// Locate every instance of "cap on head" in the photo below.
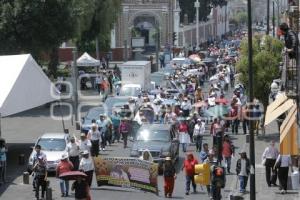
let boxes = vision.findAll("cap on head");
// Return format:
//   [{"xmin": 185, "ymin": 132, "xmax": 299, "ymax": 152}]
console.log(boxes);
[
  {"xmin": 38, "ymin": 155, "xmax": 44, "ymax": 160},
  {"xmin": 82, "ymin": 150, "xmax": 89, "ymax": 155},
  {"xmin": 165, "ymin": 157, "xmax": 172, "ymax": 161},
  {"xmin": 61, "ymin": 154, "xmax": 69, "ymax": 160}
]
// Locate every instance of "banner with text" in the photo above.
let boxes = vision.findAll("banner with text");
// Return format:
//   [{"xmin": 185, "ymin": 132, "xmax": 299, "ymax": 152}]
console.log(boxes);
[{"xmin": 93, "ymin": 157, "xmax": 158, "ymax": 194}]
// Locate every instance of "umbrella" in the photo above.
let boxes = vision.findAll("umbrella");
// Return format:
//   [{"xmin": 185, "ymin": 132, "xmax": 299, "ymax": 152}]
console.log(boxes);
[
  {"xmin": 59, "ymin": 171, "xmax": 87, "ymax": 181},
  {"xmin": 215, "ymin": 98, "xmax": 229, "ymax": 105},
  {"xmin": 162, "ymin": 99, "xmax": 177, "ymax": 105},
  {"xmin": 202, "ymin": 57, "xmax": 216, "ymax": 64},
  {"xmin": 203, "ymin": 105, "xmax": 229, "ymax": 118},
  {"xmin": 193, "ymin": 101, "xmax": 207, "ymax": 108},
  {"xmin": 189, "ymin": 54, "xmax": 201, "ymax": 63}
]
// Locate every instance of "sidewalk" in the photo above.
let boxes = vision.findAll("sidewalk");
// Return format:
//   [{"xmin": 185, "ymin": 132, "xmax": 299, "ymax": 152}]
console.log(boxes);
[{"xmin": 227, "ymin": 120, "xmax": 300, "ymax": 200}]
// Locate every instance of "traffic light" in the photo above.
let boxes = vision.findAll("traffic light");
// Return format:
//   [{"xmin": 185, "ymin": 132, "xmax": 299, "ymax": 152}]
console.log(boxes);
[
  {"xmin": 172, "ymin": 32, "xmax": 177, "ymax": 45},
  {"xmin": 194, "ymin": 163, "xmax": 210, "ymax": 185}
]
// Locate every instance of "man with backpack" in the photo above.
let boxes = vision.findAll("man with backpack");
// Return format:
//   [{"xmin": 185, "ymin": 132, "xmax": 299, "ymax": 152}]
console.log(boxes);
[{"xmin": 119, "ymin": 118, "xmax": 130, "ymax": 148}]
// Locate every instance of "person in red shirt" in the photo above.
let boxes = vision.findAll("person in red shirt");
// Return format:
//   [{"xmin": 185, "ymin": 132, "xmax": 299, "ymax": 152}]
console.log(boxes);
[
  {"xmin": 182, "ymin": 153, "xmax": 198, "ymax": 195},
  {"xmin": 56, "ymin": 154, "xmax": 74, "ymax": 197},
  {"xmin": 222, "ymin": 135, "xmax": 234, "ymax": 173}
]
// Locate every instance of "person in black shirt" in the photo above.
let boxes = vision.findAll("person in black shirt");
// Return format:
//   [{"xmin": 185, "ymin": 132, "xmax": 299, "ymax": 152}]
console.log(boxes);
[
  {"xmin": 32, "ymin": 156, "xmax": 48, "ymax": 200},
  {"xmin": 163, "ymin": 157, "xmax": 176, "ymax": 198},
  {"xmin": 72, "ymin": 177, "xmax": 89, "ymax": 200},
  {"xmin": 279, "ymin": 23, "xmax": 299, "ymax": 59}
]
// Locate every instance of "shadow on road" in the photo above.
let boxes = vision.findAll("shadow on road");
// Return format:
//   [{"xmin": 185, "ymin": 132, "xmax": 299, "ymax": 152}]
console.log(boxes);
[{"xmin": 0, "ymin": 143, "xmax": 33, "ymax": 197}]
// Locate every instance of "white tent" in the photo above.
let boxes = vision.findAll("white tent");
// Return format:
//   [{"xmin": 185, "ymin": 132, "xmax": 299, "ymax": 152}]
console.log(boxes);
[
  {"xmin": 0, "ymin": 54, "xmax": 57, "ymax": 117},
  {"xmin": 77, "ymin": 52, "xmax": 100, "ymax": 67}
]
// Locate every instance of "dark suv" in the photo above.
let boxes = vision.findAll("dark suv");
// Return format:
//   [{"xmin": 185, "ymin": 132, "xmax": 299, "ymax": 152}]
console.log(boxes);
[{"xmin": 130, "ymin": 124, "xmax": 179, "ymax": 172}]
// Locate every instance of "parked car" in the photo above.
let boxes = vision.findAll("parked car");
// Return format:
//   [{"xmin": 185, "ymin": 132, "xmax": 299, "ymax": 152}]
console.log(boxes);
[
  {"xmin": 81, "ymin": 106, "xmax": 107, "ymax": 134},
  {"xmin": 27, "ymin": 133, "xmax": 70, "ymax": 172},
  {"xmin": 130, "ymin": 124, "xmax": 179, "ymax": 173}
]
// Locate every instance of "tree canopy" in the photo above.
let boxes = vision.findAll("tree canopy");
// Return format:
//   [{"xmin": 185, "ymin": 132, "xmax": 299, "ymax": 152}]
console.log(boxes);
[
  {"xmin": 236, "ymin": 35, "xmax": 284, "ymax": 109},
  {"xmin": 179, "ymin": 0, "xmax": 227, "ymax": 23},
  {"xmin": 0, "ymin": 0, "xmax": 121, "ymax": 77}
]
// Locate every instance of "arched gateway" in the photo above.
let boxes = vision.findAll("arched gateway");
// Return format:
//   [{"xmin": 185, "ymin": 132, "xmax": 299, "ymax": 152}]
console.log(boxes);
[{"xmin": 111, "ymin": 0, "xmax": 179, "ymax": 60}]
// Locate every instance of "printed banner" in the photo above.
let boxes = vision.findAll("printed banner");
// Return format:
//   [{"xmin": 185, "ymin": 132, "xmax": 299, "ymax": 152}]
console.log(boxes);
[{"xmin": 93, "ymin": 157, "xmax": 158, "ymax": 194}]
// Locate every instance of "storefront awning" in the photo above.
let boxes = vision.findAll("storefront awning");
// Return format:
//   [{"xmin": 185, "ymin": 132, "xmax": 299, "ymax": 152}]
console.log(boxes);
[
  {"xmin": 280, "ymin": 104, "xmax": 297, "ymax": 144},
  {"xmin": 264, "ymin": 98, "xmax": 295, "ymax": 126}
]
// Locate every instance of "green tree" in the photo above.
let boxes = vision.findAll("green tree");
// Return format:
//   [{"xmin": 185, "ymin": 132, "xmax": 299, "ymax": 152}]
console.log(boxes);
[
  {"xmin": 236, "ymin": 35, "xmax": 284, "ymax": 113},
  {"xmin": 233, "ymin": 11, "xmax": 248, "ymax": 27},
  {"xmin": 0, "ymin": 0, "xmax": 81, "ymax": 77},
  {"xmin": 76, "ymin": 0, "xmax": 122, "ymax": 53}
]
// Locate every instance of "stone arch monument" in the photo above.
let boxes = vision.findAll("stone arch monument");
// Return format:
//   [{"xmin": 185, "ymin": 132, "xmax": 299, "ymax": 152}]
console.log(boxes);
[{"xmin": 111, "ymin": 0, "xmax": 177, "ymax": 60}]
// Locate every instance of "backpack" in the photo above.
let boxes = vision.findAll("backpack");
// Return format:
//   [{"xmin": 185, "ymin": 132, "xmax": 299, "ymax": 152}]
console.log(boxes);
[
  {"xmin": 120, "ymin": 123, "xmax": 129, "ymax": 133},
  {"xmin": 212, "ymin": 166, "xmax": 226, "ymax": 188}
]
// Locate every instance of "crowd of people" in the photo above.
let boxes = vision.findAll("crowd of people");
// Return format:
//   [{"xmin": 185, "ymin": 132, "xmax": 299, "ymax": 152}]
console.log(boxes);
[{"xmin": 16, "ymin": 28, "xmax": 299, "ymax": 200}]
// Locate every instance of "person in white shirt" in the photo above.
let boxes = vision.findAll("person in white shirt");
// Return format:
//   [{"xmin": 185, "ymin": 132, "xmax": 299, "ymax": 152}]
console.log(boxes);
[
  {"xmin": 78, "ymin": 133, "xmax": 91, "ymax": 154},
  {"xmin": 67, "ymin": 136, "xmax": 80, "ymax": 170},
  {"xmin": 261, "ymin": 140, "xmax": 279, "ymax": 187},
  {"xmin": 87, "ymin": 124, "xmax": 101, "ymax": 157},
  {"xmin": 274, "ymin": 154, "xmax": 293, "ymax": 194},
  {"xmin": 79, "ymin": 150, "xmax": 95, "ymax": 187},
  {"xmin": 152, "ymin": 100, "xmax": 161, "ymax": 122},
  {"xmin": 181, "ymin": 97, "xmax": 192, "ymax": 117},
  {"xmin": 193, "ymin": 119, "xmax": 206, "ymax": 152}
]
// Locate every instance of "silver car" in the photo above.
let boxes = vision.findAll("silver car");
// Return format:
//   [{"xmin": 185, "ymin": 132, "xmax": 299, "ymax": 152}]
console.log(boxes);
[{"xmin": 28, "ymin": 133, "xmax": 70, "ymax": 172}]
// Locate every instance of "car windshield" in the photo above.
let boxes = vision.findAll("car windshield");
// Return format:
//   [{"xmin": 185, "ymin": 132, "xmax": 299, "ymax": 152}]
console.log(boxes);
[
  {"xmin": 86, "ymin": 107, "xmax": 105, "ymax": 120},
  {"xmin": 120, "ymin": 87, "xmax": 141, "ymax": 97},
  {"xmin": 136, "ymin": 129, "xmax": 170, "ymax": 142},
  {"xmin": 37, "ymin": 138, "xmax": 66, "ymax": 151},
  {"xmin": 105, "ymin": 98, "xmax": 129, "ymax": 115}
]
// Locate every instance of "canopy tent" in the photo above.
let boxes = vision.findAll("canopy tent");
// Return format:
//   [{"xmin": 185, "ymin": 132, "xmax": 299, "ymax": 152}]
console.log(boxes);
[
  {"xmin": 76, "ymin": 52, "xmax": 100, "ymax": 67},
  {"xmin": 0, "ymin": 54, "xmax": 57, "ymax": 117}
]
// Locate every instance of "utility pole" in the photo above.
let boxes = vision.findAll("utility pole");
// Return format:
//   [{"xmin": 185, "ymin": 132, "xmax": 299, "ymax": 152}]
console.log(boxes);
[
  {"xmin": 272, "ymin": 1, "xmax": 275, "ymax": 37},
  {"xmin": 225, "ymin": 2, "xmax": 228, "ymax": 35},
  {"xmin": 267, "ymin": 0, "xmax": 270, "ymax": 35},
  {"xmin": 247, "ymin": 0, "xmax": 256, "ymax": 199},
  {"xmin": 155, "ymin": 27, "xmax": 160, "ymax": 72},
  {"xmin": 95, "ymin": 37, "xmax": 99, "ymax": 60},
  {"xmin": 72, "ymin": 49, "xmax": 79, "ymax": 130},
  {"xmin": 124, "ymin": 40, "xmax": 128, "ymax": 62},
  {"xmin": 0, "ymin": 113, "xmax": 2, "ymax": 138},
  {"xmin": 195, "ymin": 0, "xmax": 200, "ymax": 49}
]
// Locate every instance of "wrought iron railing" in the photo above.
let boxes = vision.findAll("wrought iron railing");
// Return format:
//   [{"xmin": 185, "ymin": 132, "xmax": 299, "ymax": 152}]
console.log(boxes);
[{"xmin": 283, "ymin": 51, "xmax": 299, "ymax": 99}]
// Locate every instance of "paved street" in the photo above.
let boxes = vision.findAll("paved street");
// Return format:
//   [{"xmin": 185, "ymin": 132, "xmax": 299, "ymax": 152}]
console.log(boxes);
[{"xmin": 0, "ymin": 83, "xmax": 299, "ymax": 200}]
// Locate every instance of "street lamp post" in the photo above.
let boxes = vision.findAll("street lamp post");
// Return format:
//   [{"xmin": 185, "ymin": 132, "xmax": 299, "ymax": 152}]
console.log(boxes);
[
  {"xmin": 247, "ymin": 0, "xmax": 256, "ymax": 199},
  {"xmin": 225, "ymin": 1, "xmax": 228, "ymax": 35},
  {"xmin": 267, "ymin": 0, "xmax": 270, "ymax": 35},
  {"xmin": 194, "ymin": 0, "xmax": 200, "ymax": 49},
  {"xmin": 72, "ymin": 49, "xmax": 79, "ymax": 130},
  {"xmin": 273, "ymin": 1, "xmax": 275, "ymax": 37}
]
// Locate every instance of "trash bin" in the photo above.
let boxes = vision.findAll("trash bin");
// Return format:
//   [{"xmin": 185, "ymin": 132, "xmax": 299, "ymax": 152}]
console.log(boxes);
[
  {"xmin": 291, "ymin": 171, "xmax": 300, "ymax": 190},
  {"xmin": 23, "ymin": 172, "xmax": 29, "ymax": 184},
  {"xmin": 19, "ymin": 154, "xmax": 25, "ymax": 165},
  {"xmin": 46, "ymin": 187, "xmax": 52, "ymax": 200}
]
